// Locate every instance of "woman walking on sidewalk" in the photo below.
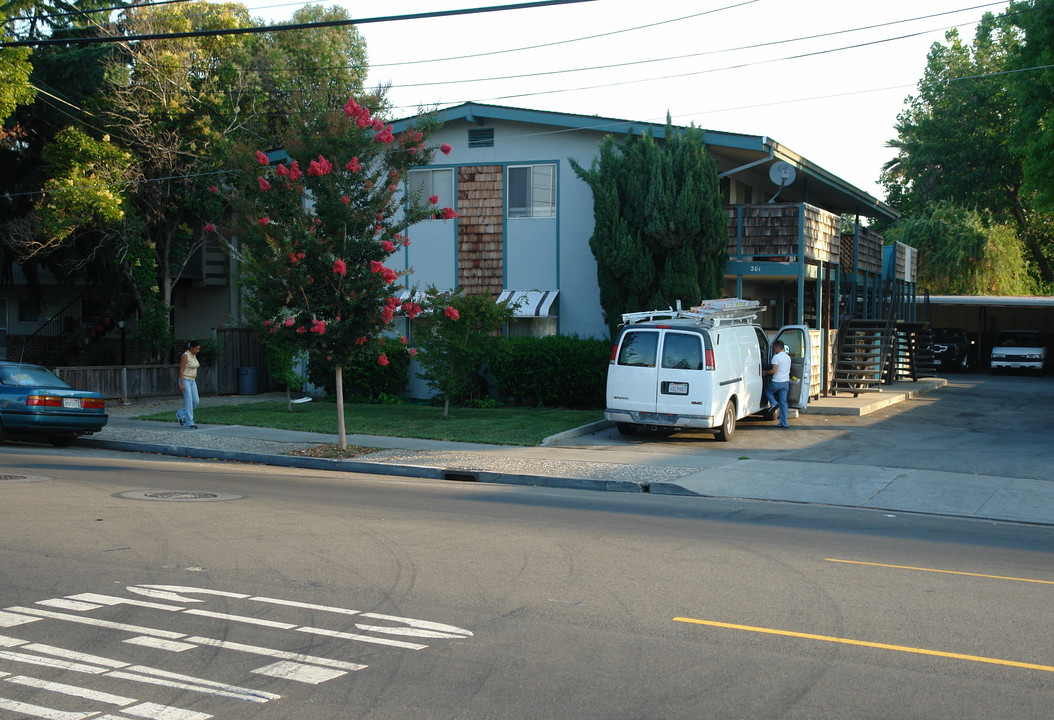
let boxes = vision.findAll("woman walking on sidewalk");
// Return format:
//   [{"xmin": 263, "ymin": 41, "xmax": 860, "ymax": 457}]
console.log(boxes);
[{"xmin": 176, "ymin": 340, "xmax": 202, "ymax": 429}]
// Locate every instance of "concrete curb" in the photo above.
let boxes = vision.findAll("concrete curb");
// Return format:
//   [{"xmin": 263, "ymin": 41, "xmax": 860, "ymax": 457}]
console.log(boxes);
[{"xmin": 81, "ymin": 437, "xmax": 648, "ymax": 494}]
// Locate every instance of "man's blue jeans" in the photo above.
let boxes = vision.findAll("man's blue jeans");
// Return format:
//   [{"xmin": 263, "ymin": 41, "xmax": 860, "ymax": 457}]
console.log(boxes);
[{"xmin": 765, "ymin": 380, "xmax": 789, "ymax": 427}]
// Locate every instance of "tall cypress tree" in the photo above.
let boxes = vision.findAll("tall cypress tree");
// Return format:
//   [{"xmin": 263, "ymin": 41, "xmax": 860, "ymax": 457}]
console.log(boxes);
[{"xmin": 571, "ymin": 116, "xmax": 727, "ymax": 339}]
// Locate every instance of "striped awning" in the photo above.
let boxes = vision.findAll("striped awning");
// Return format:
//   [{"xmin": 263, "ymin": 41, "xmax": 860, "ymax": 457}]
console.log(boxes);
[{"xmin": 497, "ymin": 290, "xmax": 559, "ymax": 317}]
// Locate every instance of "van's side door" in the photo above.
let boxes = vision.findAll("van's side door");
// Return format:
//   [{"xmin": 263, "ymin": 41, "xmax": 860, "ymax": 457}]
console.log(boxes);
[
  {"xmin": 608, "ymin": 329, "xmax": 661, "ymax": 414},
  {"xmin": 741, "ymin": 327, "xmax": 766, "ymax": 414},
  {"xmin": 655, "ymin": 330, "xmax": 709, "ymax": 419},
  {"xmin": 773, "ymin": 325, "xmax": 812, "ymax": 409}
]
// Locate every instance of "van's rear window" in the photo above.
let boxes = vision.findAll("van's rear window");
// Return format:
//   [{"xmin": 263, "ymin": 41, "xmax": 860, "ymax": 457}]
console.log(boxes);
[
  {"xmin": 618, "ymin": 331, "xmax": 658, "ymax": 367},
  {"xmin": 662, "ymin": 332, "xmax": 703, "ymax": 370}
]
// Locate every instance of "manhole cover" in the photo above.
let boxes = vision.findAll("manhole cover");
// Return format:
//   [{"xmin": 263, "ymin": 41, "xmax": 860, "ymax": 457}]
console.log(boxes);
[
  {"xmin": 0, "ymin": 474, "xmax": 49, "ymax": 483},
  {"xmin": 116, "ymin": 490, "xmax": 243, "ymax": 502}
]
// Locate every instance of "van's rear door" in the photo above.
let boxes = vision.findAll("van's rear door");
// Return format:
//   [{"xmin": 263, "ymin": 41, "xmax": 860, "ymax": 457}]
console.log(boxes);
[
  {"xmin": 608, "ymin": 329, "xmax": 660, "ymax": 413},
  {"xmin": 655, "ymin": 330, "xmax": 711, "ymax": 420},
  {"xmin": 773, "ymin": 325, "xmax": 812, "ymax": 409}
]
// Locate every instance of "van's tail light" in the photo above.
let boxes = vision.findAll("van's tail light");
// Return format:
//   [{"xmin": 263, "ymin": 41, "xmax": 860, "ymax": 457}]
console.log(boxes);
[
  {"xmin": 610, "ymin": 344, "xmax": 618, "ymax": 364},
  {"xmin": 705, "ymin": 349, "xmax": 715, "ymax": 371}
]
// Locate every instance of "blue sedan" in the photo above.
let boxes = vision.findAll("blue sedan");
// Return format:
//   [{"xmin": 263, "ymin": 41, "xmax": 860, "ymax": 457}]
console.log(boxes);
[{"xmin": 0, "ymin": 361, "xmax": 108, "ymax": 446}]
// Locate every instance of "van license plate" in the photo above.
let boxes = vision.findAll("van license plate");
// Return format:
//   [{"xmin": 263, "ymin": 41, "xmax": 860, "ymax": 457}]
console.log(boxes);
[
  {"xmin": 63, "ymin": 398, "xmax": 79, "ymax": 409},
  {"xmin": 667, "ymin": 382, "xmax": 688, "ymax": 395}
]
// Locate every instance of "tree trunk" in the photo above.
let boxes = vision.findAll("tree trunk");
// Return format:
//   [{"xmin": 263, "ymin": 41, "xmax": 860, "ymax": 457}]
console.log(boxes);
[
  {"xmin": 336, "ymin": 365, "xmax": 347, "ymax": 450},
  {"xmin": 443, "ymin": 394, "xmax": 450, "ymax": 419}
]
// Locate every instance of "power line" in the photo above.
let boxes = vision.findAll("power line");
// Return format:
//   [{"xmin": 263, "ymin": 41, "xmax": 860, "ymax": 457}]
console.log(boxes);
[
  {"xmin": 377, "ymin": 2, "xmax": 1013, "ymax": 90},
  {"xmin": 0, "ymin": 0, "xmax": 597, "ymax": 48},
  {"xmin": 372, "ymin": 0, "xmax": 759, "ymax": 67}
]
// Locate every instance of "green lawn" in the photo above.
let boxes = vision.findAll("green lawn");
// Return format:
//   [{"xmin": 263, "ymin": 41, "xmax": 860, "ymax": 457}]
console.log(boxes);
[{"xmin": 138, "ymin": 400, "xmax": 603, "ymax": 446}]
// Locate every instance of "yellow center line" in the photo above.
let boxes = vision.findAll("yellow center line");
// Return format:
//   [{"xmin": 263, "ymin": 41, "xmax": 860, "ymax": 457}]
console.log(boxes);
[
  {"xmin": 825, "ymin": 558, "xmax": 1054, "ymax": 585},
  {"xmin": 673, "ymin": 617, "xmax": 1054, "ymax": 673}
]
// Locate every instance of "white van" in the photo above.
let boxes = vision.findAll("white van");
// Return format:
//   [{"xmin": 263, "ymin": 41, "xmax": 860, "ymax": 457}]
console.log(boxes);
[{"xmin": 605, "ymin": 299, "xmax": 811, "ymax": 441}]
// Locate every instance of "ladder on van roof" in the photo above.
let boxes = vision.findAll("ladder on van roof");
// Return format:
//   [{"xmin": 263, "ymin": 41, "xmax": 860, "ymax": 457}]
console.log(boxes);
[{"xmin": 621, "ymin": 298, "xmax": 764, "ymax": 327}]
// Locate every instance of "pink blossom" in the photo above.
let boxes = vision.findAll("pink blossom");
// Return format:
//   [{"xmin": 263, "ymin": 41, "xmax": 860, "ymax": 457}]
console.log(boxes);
[
  {"xmin": 374, "ymin": 124, "xmax": 395, "ymax": 144},
  {"xmin": 372, "ymin": 118, "xmax": 384, "ymax": 131},
  {"xmin": 255, "ymin": 150, "xmax": 268, "ymax": 165},
  {"xmin": 381, "ymin": 268, "xmax": 398, "ymax": 284},
  {"xmin": 370, "ymin": 260, "xmax": 384, "ymax": 274},
  {"xmin": 399, "ymin": 335, "xmax": 407, "ymax": 344},
  {"xmin": 341, "ymin": 195, "xmax": 350, "ymax": 205},
  {"xmin": 263, "ymin": 320, "xmax": 274, "ymax": 327},
  {"xmin": 381, "ymin": 306, "xmax": 395, "ymax": 324},
  {"xmin": 333, "ymin": 259, "xmax": 347, "ymax": 277},
  {"xmin": 445, "ymin": 306, "xmax": 460, "ymax": 321},
  {"xmin": 440, "ymin": 143, "xmax": 452, "ymax": 155},
  {"xmin": 377, "ymin": 354, "xmax": 389, "ymax": 366},
  {"xmin": 208, "ymin": 185, "xmax": 219, "ymax": 194},
  {"xmin": 345, "ymin": 156, "xmax": 361, "ymax": 173},
  {"xmin": 405, "ymin": 302, "xmax": 422, "ymax": 320},
  {"xmin": 403, "ymin": 236, "xmax": 411, "ymax": 247},
  {"xmin": 259, "ymin": 217, "xmax": 270, "ymax": 225},
  {"xmin": 428, "ymin": 195, "xmax": 439, "ymax": 205},
  {"xmin": 311, "ymin": 319, "xmax": 326, "ymax": 335},
  {"xmin": 381, "ymin": 240, "xmax": 394, "ymax": 253},
  {"xmin": 284, "ymin": 317, "xmax": 295, "ymax": 327},
  {"xmin": 258, "ymin": 176, "xmax": 271, "ymax": 191},
  {"xmin": 296, "ymin": 326, "xmax": 306, "ymax": 334},
  {"xmin": 409, "ymin": 347, "xmax": 418, "ymax": 356},
  {"xmin": 308, "ymin": 155, "xmax": 333, "ymax": 176},
  {"xmin": 356, "ymin": 336, "xmax": 367, "ymax": 345},
  {"xmin": 288, "ymin": 160, "xmax": 302, "ymax": 182},
  {"xmin": 441, "ymin": 207, "xmax": 458, "ymax": 220},
  {"xmin": 204, "ymin": 223, "xmax": 215, "ymax": 232},
  {"xmin": 275, "ymin": 164, "xmax": 289, "ymax": 178}
]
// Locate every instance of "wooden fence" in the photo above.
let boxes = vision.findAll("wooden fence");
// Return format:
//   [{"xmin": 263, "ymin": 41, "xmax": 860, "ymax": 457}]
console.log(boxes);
[{"xmin": 54, "ymin": 328, "xmax": 275, "ymax": 400}]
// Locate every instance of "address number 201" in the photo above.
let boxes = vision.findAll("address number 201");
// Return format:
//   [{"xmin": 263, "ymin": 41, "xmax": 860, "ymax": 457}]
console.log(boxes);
[{"xmin": 750, "ymin": 265, "xmax": 761, "ymax": 272}]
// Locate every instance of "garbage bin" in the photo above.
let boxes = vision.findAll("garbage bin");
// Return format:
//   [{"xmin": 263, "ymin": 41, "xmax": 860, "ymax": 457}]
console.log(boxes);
[{"xmin": 238, "ymin": 366, "xmax": 259, "ymax": 395}]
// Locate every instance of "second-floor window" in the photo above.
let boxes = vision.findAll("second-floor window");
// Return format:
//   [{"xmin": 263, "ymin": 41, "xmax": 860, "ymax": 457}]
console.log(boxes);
[
  {"xmin": 409, "ymin": 168, "xmax": 454, "ymax": 217},
  {"xmin": 508, "ymin": 164, "xmax": 556, "ymax": 219}
]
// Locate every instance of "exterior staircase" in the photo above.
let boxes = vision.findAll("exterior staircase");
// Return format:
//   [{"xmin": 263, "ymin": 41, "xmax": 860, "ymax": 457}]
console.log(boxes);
[
  {"xmin": 889, "ymin": 321, "xmax": 936, "ymax": 382},
  {"xmin": 831, "ymin": 319, "xmax": 887, "ymax": 395}
]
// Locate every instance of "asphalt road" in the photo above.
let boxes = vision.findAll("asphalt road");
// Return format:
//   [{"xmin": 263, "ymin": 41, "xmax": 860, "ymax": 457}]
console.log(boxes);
[{"xmin": 1, "ymin": 448, "xmax": 1053, "ymax": 719}]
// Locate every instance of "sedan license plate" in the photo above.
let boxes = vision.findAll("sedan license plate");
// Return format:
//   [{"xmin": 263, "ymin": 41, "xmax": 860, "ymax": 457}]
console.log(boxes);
[
  {"xmin": 667, "ymin": 382, "xmax": 688, "ymax": 395},
  {"xmin": 62, "ymin": 398, "xmax": 79, "ymax": 409}
]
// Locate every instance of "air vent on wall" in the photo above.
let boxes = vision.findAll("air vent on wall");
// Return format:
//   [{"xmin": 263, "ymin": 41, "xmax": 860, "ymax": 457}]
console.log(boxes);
[{"xmin": 468, "ymin": 128, "xmax": 494, "ymax": 148}]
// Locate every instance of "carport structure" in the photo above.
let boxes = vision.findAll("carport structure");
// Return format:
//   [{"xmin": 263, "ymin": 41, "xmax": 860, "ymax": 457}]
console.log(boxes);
[{"xmin": 921, "ymin": 295, "xmax": 1054, "ymax": 370}]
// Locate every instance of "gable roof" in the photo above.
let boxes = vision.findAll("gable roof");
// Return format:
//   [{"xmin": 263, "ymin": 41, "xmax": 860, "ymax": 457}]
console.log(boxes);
[{"xmin": 394, "ymin": 102, "xmax": 897, "ymax": 222}]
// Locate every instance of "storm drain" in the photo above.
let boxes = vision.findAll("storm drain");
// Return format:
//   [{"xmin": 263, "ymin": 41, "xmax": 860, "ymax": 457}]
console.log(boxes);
[{"xmin": 116, "ymin": 490, "xmax": 243, "ymax": 502}]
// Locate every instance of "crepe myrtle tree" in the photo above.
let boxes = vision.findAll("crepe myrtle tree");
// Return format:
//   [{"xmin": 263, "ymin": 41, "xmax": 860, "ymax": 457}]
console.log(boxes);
[{"xmin": 229, "ymin": 95, "xmax": 454, "ymax": 448}]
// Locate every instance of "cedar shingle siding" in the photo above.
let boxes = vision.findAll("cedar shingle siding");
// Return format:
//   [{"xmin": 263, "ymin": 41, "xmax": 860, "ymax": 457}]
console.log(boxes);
[{"xmin": 457, "ymin": 165, "xmax": 504, "ymax": 295}]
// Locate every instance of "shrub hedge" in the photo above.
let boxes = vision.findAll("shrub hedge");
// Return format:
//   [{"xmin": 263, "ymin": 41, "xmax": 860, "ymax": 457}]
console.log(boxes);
[{"xmin": 487, "ymin": 335, "xmax": 610, "ymax": 409}]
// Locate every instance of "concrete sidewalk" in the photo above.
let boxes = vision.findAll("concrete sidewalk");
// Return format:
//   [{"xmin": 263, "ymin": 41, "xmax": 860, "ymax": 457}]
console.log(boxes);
[{"xmin": 79, "ymin": 378, "xmax": 1054, "ymax": 527}]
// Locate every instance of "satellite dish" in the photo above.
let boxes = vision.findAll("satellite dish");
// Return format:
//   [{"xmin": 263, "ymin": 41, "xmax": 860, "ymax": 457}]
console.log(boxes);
[
  {"xmin": 768, "ymin": 161, "xmax": 797, "ymax": 203},
  {"xmin": 768, "ymin": 161, "xmax": 796, "ymax": 186}
]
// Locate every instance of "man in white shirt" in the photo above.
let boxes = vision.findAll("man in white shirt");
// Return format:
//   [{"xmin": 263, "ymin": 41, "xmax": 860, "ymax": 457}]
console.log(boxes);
[{"xmin": 763, "ymin": 340, "xmax": 792, "ymax": 428}]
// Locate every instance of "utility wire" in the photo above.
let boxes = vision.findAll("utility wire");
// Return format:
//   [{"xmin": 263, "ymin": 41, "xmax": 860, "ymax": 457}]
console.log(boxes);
[
  {"xmin": 372, "ymin": 0, "xmax": 759, "ymax": 67},
  {"xmin": 0, "ymin": 0, "xmax": 597, "ymax": 48},
  {"xmin": 379, "ymin": 3, "xmax": 1017, "ymax": 90}
]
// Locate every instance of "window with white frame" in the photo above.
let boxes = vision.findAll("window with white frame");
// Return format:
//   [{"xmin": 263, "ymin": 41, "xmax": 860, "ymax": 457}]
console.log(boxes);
[
  {"xmin": 508, "ymin": 164, "xmax": 556, "ymax": 219},
  {"xmin": 408, "ymin": 168, "xmax": 454, "ymax": 217}
]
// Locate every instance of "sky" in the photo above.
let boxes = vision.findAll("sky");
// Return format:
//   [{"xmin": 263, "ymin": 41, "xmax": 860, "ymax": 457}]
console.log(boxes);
[{"xmin": 243, "ymin": 0, "xmax": 1009, "ymax": 204}]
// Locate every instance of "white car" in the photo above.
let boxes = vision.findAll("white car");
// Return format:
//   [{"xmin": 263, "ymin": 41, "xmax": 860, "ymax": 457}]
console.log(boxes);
[{"xmin": 990, "ymin": 330, "xmax": 1047, "ymax": 373}]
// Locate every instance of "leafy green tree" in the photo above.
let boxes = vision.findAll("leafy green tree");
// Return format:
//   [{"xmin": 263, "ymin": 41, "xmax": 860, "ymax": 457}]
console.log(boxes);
[
  {"xmin": 1008, "ymin": 1, "xmax": 1054, "ymax": 213},
  {"xmin": 0, "ymin": 43, "xmax": 35, "ymax": 125},
  {"xmin": 885, "ymin": 202, "xmax": 1033, "ymax": 295},
  {"xmin": 413, "ymin": 286, "xmax": 515, "ymax": 417},
  {"xmin": 881, "ymin": 12, "xmax": 1053, "ymax": 285},
  {"xmin": 571, "ymin": 116, "xmax": 727, "ymax": 338},
  {"xmin": 235, "ymin": 95, "xmax": 446, "ymax": 446}
]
